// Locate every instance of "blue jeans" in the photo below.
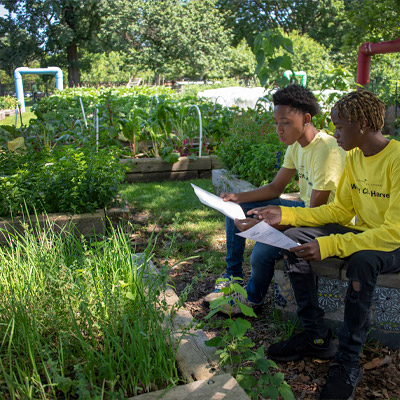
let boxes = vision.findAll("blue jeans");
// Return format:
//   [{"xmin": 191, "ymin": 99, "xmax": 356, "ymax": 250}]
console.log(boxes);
[
  {"xmin": 225, "ymin": 197, "xmax": 305, "ymax": 303},
  {"xmin": 283, "ymin": 224, "xmax": 400, "ymax": 367}
]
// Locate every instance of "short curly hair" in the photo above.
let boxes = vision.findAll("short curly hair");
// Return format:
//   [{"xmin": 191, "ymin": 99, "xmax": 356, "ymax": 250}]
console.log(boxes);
[
  {"xmin": 333, "ymin": 90, "xmax": 385, "ymax": 131},
  {"xmin": 272, "ymin": 84, "xmax": 320, "ymax": 116}
]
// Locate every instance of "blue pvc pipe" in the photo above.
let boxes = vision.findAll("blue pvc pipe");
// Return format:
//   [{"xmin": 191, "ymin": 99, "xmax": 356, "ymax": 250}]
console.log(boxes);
[{"xmin": 14, "ymin": 67, "xmax": 63, "ymax": 112}]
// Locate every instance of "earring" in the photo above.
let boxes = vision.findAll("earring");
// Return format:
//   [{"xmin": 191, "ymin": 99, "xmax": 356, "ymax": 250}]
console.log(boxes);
[
  {"xmin": 360, "ymin": 129, "xmax": 364, "ymax": 134},
  {"xmin": 304, "ymin": 123, "xmax": 309, "ymax": 126}
]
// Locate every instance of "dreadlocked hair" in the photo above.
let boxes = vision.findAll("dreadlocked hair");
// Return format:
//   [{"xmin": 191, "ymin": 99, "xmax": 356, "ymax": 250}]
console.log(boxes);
[
  {"xmin": 333, "ymin": 90, "xmax": 385, "ymax": 131},
  {"xmin": 273, "ymin": 84, "xmax": 320, "ymax": 116}
]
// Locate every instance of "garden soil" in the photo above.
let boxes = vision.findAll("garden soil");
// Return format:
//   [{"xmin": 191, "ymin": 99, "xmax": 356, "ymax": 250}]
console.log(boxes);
[{"xmin": 129, "ymin": 212, "xmax": 400, "ymax": 400}]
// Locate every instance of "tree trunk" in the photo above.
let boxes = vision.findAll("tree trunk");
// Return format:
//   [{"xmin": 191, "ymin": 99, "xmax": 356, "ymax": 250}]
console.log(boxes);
[{"xmin": 67, "ymin": 42, "xmax": 81, "ymax": 87}]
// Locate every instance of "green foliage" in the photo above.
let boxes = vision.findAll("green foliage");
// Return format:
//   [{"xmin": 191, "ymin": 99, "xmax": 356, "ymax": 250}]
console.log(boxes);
[
  {"xmin": 101, "ymin": 0, "xmax": 233, "ymax": 81},
  {"xmin": 0, "ymin": 146, "xmax": 126, "ymax": 217},
  {"xmin": 8, "ymin": 86, "xmax": 239, "ymax": 161},
  {"xmin": 204, "ymin": 278, "xmax": 294, "ymax": 400},
  {"xmin": 217, "ymin": 110, "xmax": 287, "ymax": 187},
  {"xmin": 0, "ymin": 223, "xmax": 181, "ymax": 398},
  {"xmin": 279, "ymin": 30, "xmax": 336, "ymax": 90},
  {"xmin": 2, "ymin": 0, "xmax": 106, "ymax": 86},
  {"xmin": 253, "ymin": 30, "xmax": 293, "ymax": 87},
  {"xmin": 0, "ymin": 96, "xmax": 17, "ymax": 110}
]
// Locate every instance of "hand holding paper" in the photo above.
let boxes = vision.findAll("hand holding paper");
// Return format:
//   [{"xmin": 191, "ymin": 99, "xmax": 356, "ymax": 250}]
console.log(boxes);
[
  {"xmin": 191, "ymin": 184, "xmax": 246, "ymax": 220},
  {"xmin": 236, "ymin": 221, "xmax": 299, "ymax": 250}
]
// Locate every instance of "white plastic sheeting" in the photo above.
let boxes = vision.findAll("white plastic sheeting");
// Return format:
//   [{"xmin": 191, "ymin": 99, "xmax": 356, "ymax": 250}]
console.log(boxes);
[
  {"xmin": 197, "ymin": 86, "xmax": 345, "ymax": 112},
  {"xmin": 197, "ymin": 86, "xmax": 273, "ymax": 110}
]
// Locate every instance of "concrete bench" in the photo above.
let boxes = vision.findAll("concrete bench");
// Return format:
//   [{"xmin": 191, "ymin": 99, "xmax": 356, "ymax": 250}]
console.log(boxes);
[{"xmin": 274, "ymin": 258, "xmax": 400, "ymax": 349}]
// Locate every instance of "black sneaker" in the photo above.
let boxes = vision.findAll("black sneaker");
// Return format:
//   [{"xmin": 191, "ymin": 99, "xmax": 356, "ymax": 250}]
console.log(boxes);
[
  {"xmin": 319, "ymin": 362, "xmax": 363, "ymax": 400},
  {"xmin": 267, "ymin": 330, "xmax": 337, "ymax": 362}
]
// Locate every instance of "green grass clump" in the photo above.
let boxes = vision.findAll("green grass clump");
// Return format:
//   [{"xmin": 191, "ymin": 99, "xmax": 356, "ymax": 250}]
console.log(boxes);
[
  {"xmin": 120, "ymin": 179, "xmax": 227, "ymax": 274},
  {"xmin": 0, "ymin": 221, "xmax": 180, "ymax": 399}
]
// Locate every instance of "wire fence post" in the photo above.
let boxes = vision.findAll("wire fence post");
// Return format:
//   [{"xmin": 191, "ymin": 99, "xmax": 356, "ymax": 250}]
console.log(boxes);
[
  {"xmin": 94, "ymin": 105, "xmax": 99, "ymax": 153},
  {"xmin": 14, "ymin": 104, "xmax": 23, "ymax": 128}
]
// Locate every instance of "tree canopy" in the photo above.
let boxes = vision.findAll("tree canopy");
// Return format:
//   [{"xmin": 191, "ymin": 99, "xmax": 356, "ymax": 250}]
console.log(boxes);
[{"xmin": 0, "ymin": 0, "xmax": 399, "ymax": 89}]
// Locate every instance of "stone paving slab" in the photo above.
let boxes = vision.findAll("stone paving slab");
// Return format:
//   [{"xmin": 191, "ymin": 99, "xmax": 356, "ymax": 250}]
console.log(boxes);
[{"xmin": 132, "ymin": 373, "xmax": 250, "ymax": 400}]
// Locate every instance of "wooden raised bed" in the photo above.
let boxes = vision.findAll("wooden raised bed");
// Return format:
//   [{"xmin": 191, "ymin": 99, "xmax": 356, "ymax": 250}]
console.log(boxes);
[
  {"xmin": 122, "ymin": 155, "xmax": 222, "ymax": 183},
  {"xmin": 0, "ymin": 205, "xmax": 130, "ymax": 244}
]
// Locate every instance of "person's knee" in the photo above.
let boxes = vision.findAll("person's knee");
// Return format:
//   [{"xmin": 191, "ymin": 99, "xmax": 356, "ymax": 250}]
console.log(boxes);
[
  {"xmin": 250, "ymin": 244, "xmax": 278, "ymax": 271},
  {"xmin": 346, "ymin": 251, "xmax": 379, "ymax": 285}
]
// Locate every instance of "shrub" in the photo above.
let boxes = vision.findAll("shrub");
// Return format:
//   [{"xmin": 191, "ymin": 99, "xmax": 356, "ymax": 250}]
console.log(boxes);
[
  {"xmin": 0, "ymin": 146, "xmax": 127, "ymax": 217},
  {"xmin": 0, "ymin": 95, "xmax": 17, "ymax": 110},
  {"xmin": 217, "ymin": 110, "xmax": 287, "ymax": 187}
]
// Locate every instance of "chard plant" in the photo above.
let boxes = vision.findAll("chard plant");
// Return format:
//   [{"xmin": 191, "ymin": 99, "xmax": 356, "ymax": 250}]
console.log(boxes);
[{"xmin": 204, "ymin": 278, "xmax": 294, "ymax": 400}]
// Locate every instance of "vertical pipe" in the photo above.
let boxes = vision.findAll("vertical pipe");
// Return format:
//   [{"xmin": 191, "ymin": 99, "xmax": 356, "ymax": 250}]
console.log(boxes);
[
  {"xmin": 14, "ymin": 69, "xmax": 25, "ymax": 112},
  {"xmin": 357, "ymin": 38, "xmax": 400, "ymax": 86},
  {"xmin": 79, "ymin": 97, "xmax": 88, "ymax": 128},
  {"xmin": 190, "ymin": 105, "xmax": 203, "ymax": 157},
  {"xmin": 95, "ymin": 106, "xmax": 99, "ymax": 153}
]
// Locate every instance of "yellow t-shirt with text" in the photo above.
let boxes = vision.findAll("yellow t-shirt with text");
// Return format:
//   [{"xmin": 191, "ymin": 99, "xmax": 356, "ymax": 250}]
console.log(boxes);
[{"xmin": 282, "ymin": 131, "xmax": 346, "ymax": 206}]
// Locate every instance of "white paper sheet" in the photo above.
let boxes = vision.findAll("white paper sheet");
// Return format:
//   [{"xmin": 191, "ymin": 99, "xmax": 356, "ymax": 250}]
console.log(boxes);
[
  {"xmin": 191, "ymin": 183, "xmax": 246, "ymax": 220},
  {"xmin": 236, "ymin": 221, "xmax": 299, "ymax": 250}
]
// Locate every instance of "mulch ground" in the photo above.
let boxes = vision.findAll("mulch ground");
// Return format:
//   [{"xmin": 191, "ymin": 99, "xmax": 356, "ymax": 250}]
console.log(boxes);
[{"xmin": 129, "ymin": 212, "xmax": 400, "ymax": 400}]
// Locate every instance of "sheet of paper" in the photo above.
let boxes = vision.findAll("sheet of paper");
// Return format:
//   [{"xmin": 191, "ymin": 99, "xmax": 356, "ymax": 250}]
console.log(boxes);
[
  {"xmin": 191, "ymin": 183, "xmax": 246, "ymax": 220},
  {"xmin": 236, "ymin": 221, "xmax": 299, "ymax": 250}
]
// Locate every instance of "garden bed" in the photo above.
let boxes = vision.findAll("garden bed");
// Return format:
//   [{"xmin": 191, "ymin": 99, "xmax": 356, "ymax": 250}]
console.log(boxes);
[
  {"xmin": 0, "ymin": 204, "xmax": 130, "ymax": 243},
  {"xmin": 122, "ymin": 155, "xmax": 222, "ymax": 183}
]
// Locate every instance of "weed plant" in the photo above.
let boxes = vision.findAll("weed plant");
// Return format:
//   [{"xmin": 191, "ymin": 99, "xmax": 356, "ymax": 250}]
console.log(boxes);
[
  {"xmin": 0, "ymin": 219, "xmax": 181, "ymax": 399},
  {"xmin": 204, "ymin": 278, "xmax": 294, "ymax": 400}
]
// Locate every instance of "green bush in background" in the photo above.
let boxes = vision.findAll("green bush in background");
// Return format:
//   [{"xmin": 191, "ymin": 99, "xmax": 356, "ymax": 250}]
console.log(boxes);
[
  {"xmin": 217, "ymin": 109, "xmax": 287, "ymax": 187},
  {"xmin": 0, "ymin": 96, "xmax": 17, "ymax": 110},
  {"xmin": 0, "ymin": 146, "xmax": 126, "ymax": 217}
]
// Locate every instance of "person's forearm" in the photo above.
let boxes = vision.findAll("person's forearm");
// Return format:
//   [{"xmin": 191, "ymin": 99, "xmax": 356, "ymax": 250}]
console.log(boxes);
[{"xmin": 237, "ymin": 184, "xmax": 282, "ymax": 203}]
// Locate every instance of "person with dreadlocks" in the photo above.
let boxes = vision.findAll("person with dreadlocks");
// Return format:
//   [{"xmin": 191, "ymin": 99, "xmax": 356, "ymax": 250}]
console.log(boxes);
[
  {"xmin": 236, "ymin": 89, "xmax": 400, "ymax": 400},
  {"xmin": 204, "ymin": 84, "xmax": 346, "ymax": 315}
]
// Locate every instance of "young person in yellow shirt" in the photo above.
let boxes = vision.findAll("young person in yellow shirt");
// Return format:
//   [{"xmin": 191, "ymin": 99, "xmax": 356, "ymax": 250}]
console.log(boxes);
[
  {"xmin": 204, "ymin": 84, "xmax": 346, "ymax": 315},
  {"xmin": 236, "ymin": 90, "xmax": 400, "ymax": 400}
]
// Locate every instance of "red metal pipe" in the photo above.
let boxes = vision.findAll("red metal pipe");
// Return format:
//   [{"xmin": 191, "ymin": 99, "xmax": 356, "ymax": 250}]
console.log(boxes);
[{"xmin": 357, "ymin": 37, "xmax": 400, "ymax": 86}]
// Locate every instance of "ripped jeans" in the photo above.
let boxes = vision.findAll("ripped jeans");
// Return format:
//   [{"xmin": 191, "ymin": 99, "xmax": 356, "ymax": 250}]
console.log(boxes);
[{"xmin": 283, "ymin": 224, "xmax": 400, "ymax": 368}]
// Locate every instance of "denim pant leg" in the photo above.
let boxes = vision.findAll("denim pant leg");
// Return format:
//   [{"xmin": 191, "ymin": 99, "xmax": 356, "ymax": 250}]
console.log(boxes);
[
  {"xmin": 338, "ymin": 248, "xmax": 400, "ymax": 368},
  {"xmin": 225, "ymin": 198, "xmax": 305, "ymax": 279},
  {"xmin": 283, "ymin": 224, "xmax": 361, "ymax": 338},
  {"xmin": 247, "ymin": 242, "xmax": 281, "ymax": 303}
]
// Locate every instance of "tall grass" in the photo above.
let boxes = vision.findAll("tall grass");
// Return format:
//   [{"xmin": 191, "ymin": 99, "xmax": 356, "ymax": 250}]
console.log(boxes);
[{"xmin": 0, "ymin": 219, "xmax": 180, "ymax": 399}]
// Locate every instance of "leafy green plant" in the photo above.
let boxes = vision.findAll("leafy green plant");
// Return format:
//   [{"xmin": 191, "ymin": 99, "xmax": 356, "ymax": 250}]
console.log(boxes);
[
  {"xmin": 253, "ymin": 30, "xmax": 294, "ymax": 87},
  {"xmin": 0, "ymin": 95, "xmax": 17, "ymax": 110},
  {"xmin": 217, "ymin": 110, "xmax": 288, "ymax": 187},
  {"xmin": 0, "ymin": 146, "xmax": 127, "ymax": 217},
  {"xmin": 204, "ymin": 278, "xmax": 294, "ymax": 400}
]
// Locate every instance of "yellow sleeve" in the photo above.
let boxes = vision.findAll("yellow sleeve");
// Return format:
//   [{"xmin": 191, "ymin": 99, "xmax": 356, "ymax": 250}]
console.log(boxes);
[
  {"xmin": 280, "ymin": 164, "xmax": 355, "ymax": 229},
  {"xmin": 281, "ymin": 159, "xmax": 400, "ymax": 259}
]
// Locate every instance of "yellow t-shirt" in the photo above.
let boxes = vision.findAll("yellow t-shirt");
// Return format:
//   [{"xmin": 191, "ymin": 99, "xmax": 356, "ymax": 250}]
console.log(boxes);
[
  {"xmin": 282, "ymin": 131, "xmax": 346, "ymax": 206},
  {"xmin": 280, "ymin": 140, "xmax": 400, "ymax": 260}
]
